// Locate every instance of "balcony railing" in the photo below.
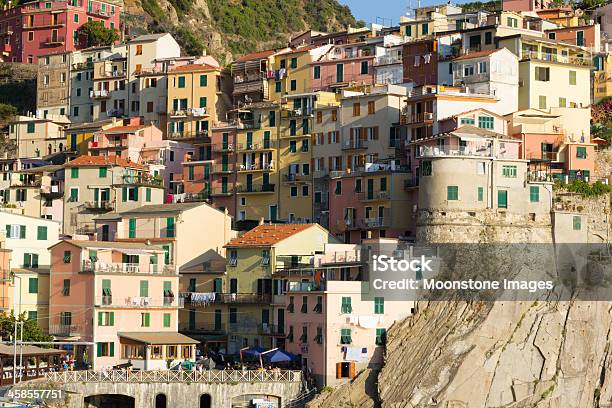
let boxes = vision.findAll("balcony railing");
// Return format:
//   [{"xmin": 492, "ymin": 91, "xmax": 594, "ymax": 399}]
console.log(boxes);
[
  {"xmin": 237, "ymin": 162, "xmax": 275, "ymax": 171},
  {"xmin": 211, "ymin": 144, "xmax": 235, "ymax": 152},
  {"xmin": 87, "ymin": 7, "xmax": 112, "ymax": 18},
  {"xmin": 236, "ymin": 184, "xmax": 275, "ymax": 193},
  {"xmin": 90, "ymin": 90, "xmax": 110, "ymax": 99},
  {"xmin": 259, "ymin": 324, "xmax": 285, "ymax": 336},
  {"xmin": 97, "ymin": 70, "xmax": 126, "ymax": 79},
  {"xmin": 41, "ymin": 36, "xmax": 65, "ymax": 46},
  {"xmin": 169, "ymin": 107, "xmax": 208, "ymax": 118},
  {"xmin": 214, "ymin": 293, "xmax": 272, "ymax": 304},
  {"xmin": 283, "ymin": 173, "xmax": 310, "ymax": 182},
  {"xmin": 121, "ymin": 174, "xmax": 163, "ymax": 187},
  {"xmin": 374, "ymin": 55, "xmax": 402, "ymax": 66},
  {"xmin": 49, "ymin": 324, "xmax": 81, "ymax": 336},
  {"xmin": 521, "ymin": 51, "xmax": 591, "ymax": 66},
  {"xmin": 82, "ymin": 200, "xmax": 114, "ymax": 211},
  {"xmin": 95, "ymin": 296, "xmax": 184, "ymax": 308},
  {"xmin": 82, "ymin": 261, "xmax": 176, "ymax": 275},
  {"xmin": 341, "ymin": 140, "xmax": 369, "ymax": 150},
  {"xmin": 362, "ymin": 217, "xmax": 390, "ymax": 228},
  {"xmin": 357, "ymin": 191, "xmax": 390, "ymax": 201},
  {"xmin": 211, "ymin": 164, "xmax": 235, "ymax": 173},
  {"xmin": 315, "ymin": 250, "xmax": 362, "ymax": 266},
  {"xmin": 167, "ymin": 130, "xmax": 210, "ymax": 141},
  {"xmin": 181, "ymin": 323, "xmax": 227, "ymax": 333},
  {"xmin": 237, "ymin": 141, "xmax": 275, "ymax": 151},
  {"xmin": 403, "ymin": 112, "xmax": 434, "ymax": 125},
  {"xmin": 417, "ymin": 145, "xmax": 493, "ymax": 158},
  {"xmin": 210, "ymin": 187, "xmax": 234, "ymax": 196}
]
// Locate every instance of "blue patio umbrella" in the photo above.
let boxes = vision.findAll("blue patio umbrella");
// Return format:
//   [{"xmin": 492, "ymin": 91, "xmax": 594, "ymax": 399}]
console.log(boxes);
[
  {"xmin": 262, "ymin": 349, "xmax": 294, "ymax": 363},
  {"xmin": 241, "ymin": 346, "xmax": 267, "ymax": 360}
]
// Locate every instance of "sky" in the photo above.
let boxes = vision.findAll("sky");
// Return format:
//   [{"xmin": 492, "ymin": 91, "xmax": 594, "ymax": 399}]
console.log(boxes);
[{"xmin": 339, "ymin": 0, "xmax": 469, "ymax": 26}]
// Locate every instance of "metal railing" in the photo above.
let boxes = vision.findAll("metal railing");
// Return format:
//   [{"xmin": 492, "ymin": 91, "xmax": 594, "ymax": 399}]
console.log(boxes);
[
  {"xmin": 521, "ymin": 51, "xmax": 591, "ymax": 66},
  {"xmin": 403, "ymin": 112, "xmax": 434, "ymax": 124},
  {"xmin": 237, "ymin": 162, "xmax": 275, "ymax": 171},
  {"xmin": 90, "ymin": 90, "xmax": 110, "ymax": 99},
  {"xmin": 82, "ymin": 200, "xmax": 114, "ymax": 211},
  {"xmin": 211, "ymin": 164, "xmax": 235, "ymax": 173},
  {"xmin": 315, "ymin": 250, "xmax": 361, "ymax": 265},
  {"xmin": 341, "ymin": 139, "xmax": 369, "ymax": 150},
  {"xmin": 214, "ymin": 293, "xmax": 272, "ymax": 304},
  {"xmin": 417, "ymin": 145, "xmax": 493, "ymax": 158},
  {"xmin": 95, "ymin": 296, "xmax": 183, "ymax": 307},
  {"xmin": 121, "ymin": 174, "xmax": 163, "ymax": 187},
  {"xmin": 237, "ymin": 141, "xmax": 275, "ymax": 150},
  {"xmin": 236, "ymin": 184, "xmax": 275, "ymax": 193},
  {"xmin": 374, "ymin": 55, "xmax": 402, "ymax": 66},
  {"xmin": 48, "ymin": 323, "xmax": 82, "ymax": 336},
  {"xmin": 82, "ymin": 261, "xmax": 176, "ymax": 275},
  {"xmin": 45, "ymin": 369, "xmax": 302, "ymax": 384},
  {"xmin": 357, "ymin": 191, "xmax": 390, "ymax": 201}
]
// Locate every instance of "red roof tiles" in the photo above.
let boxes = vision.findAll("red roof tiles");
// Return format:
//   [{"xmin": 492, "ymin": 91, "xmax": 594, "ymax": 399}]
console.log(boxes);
[
  {"xmin": 65, "ymin": 155, "xmax": 146, "ymax": 169},
  {"xmin": 452, "ymin": 49, "xmax": 501, "ymax": 61},
  {"xmin": 225, "ymin": 224, "xmax": 315, "ymax": 247},
  {"xmin": 170, "ymin": 64, "xmax": 219, "ymax": 73}
]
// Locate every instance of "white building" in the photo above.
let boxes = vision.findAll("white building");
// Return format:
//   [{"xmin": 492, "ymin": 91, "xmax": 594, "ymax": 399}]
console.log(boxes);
[
  {"xmin": 452, "ymin": 48, "xmax": 519, "ymax": 115},
  {"xmin": 374, "ymin": 35, "xmax": 405, "ymax": 85}
]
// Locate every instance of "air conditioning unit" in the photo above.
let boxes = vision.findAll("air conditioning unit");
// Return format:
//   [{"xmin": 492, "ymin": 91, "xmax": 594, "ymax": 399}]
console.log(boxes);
[{"xmin": 425, "ymin": 113, "xmax": 434, "ymax": 120}]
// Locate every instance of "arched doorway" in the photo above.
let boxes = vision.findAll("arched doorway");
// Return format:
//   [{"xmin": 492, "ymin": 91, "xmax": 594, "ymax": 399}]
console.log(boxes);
[
  {"xmin": 199, "ymin": 393, "xmax": 212, "ymax": 408},
  {"xmin": 84, "ymin": 394, "xmax": 135, "ymax": 408},
  {"xmin": 155, "ymin": 393, "xmax": 167, "ymax": 408}
]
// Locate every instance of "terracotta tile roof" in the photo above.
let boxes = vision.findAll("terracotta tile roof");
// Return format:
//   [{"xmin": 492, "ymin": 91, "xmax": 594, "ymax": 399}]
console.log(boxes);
[
  {"xmin": 452, "ymin": 49, "xmax": 501, "ymax": 61},
  {"xmin": 225, "ymin": 224, "xmax": 315, "ymax": 247},
  {"xmin": 277, "ymin": 45, "xmax": 318, "ymax": 56},
  {"xmin": 170, "ymin": 64, "xmax": 219, "ymax": 73},
  {"xmin": 235, "ymin": 49, "xmax": 278, "ymax": 63},
  {"xmin": 64, "ymin": 155, "xmax": 146, "ymax": 169}
]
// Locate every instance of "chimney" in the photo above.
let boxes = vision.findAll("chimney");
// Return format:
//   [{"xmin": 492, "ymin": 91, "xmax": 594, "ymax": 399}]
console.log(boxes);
[{"xmin": 259, "ymin": 217, "xmax": 265, "ymax": 225}]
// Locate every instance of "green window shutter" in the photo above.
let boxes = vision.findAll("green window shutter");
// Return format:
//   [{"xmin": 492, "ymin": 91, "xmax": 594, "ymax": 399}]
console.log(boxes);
[
  {"xmin": 360, "ymin": 60, "xmax": 368, "ymax": 74},
  {"xmin": 200, "ymin": 74, "xmax": 207, "ymax": 86},
  {"xmin": 163, "ymin": 245, "xmax": 170, "ymax": 264},
  {"xmin": 498, "ymin": 190, "xmax": 508, "ymax": 209},
  {"xmin": 128, "ymin": 219, "xmax": 136, "ymax": 238},
  {"xmin": 70, "ymin": 188, "xmax": 78, "ymax": 202},
  {"xmin": 28, "ymin": 277, "xmax": 38, "ymax": 293},
  {"xmin": 140, "ymin": 280, "xmax": 149, "ymax": 297},
  {"xmin": 376, "ymin": 328, "xmax": 386, "ymax": 345},
  {"xmin": 573, "ymin": 215, "xmax": 581, "ymax": 230},
  {"xmin": 20, "ymin": 225, "xmax": 26, "ymax": 239},
  {"xmin": 163, "ymin": 281, "xmax": 171, "ymax": 296},
  {"xmin": 145, "ymin": 313, "xmax": 150, "ymax": 327},
  {"xmin": 146, "ymin": 188, "xmax": 151, "ymax": 202},
  {"xmin": 32, "ymin": 254, "xmax": 38, "ymax": 268},
  {"xmin": 374, "ymin": 297, "xmax": 384, "ymax": 314},
  {"xmin": 109, "ymin": 342, "xmax": 114, "ymax": 357},
  {"xmin": 178, "ymin": 76, "xmax": 185, "ymax": 88},
  {"xmin": 530, "ymin": 186, "xmax": 539, "ymax": 202},
  {"xmin": 163, "ymin": 313, "xmax": 171, "ymax": 328},
  {"xmin": 23, "ymin": 253, "xmax": 31, "ymax": 268},
  {"xmin": 133, "ymin": 187, "xmax": 139, "ymax": 201},
  {"xmin": 102, "ymin": 279, "xmax": 111, "ymax": 295},
  {"xmin": 406, "ymin": 25, "xmax": 412, "ymax": 36},
  {"xmin": 188, "ymin": 166, "xmax": 194, "ymax": 181},
  {"xmin": 576, "ymin": 147, "xmax": 587, "ymax": 158},
  {"xmin": 98, "ymin": 312, "xmax": 103, "ymax": 326},
  {"xmin": 447, "ymin": 186, "xmax": 459, "ymax": 201},
  {"xmin": 99, "ymin": 167, "xmax": 107, "ymax": 178},
  {"xmin": 122, "ymin": 187, "xmax": 127, "ymax": 202},
  {"xmin": 569, "ymin": 70, "xmax": 576, "ymax": 85},
  {"xmin": 37, "ymin": 226, "xmax": 47, "ymax": 240},
  {"xmin": 97, "ymin": 342, "xmax": 103, "ymax": 357},
  {"xmin": 166, "ymin": 217, "xmax": 175, "ymax": 238},
  {"xmin": 109, "ymin": 312, "xmax": 114, "ymax": 326},
  {"xmin": 71, "ymin": 168, "xmax": 79, "ymax": 179},
  {"xmin": 27, "ymin": 122, "xmax": 35, "ymax": 133},
  {"xmin": 27, "ymin": 311, "xmax": 37, "ymax": 321},
  {"xmin": 199, "ymin": 97, "xmax": 207, "ymax": 108},
  {"xmin": 478, "ymin": 187, "xmax": 484, "ymax": 202}
]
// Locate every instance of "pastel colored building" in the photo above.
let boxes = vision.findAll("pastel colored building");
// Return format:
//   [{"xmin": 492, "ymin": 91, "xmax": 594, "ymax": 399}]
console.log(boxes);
[
  {"xmin": 208, "ymin": 126, "xmax": 238, "ymax": 216},
  {"xmin": 544, "ymin": 24, "xmax": 600, "ymax": 50},
  {"xmin": 0, "ymin": 243, "xmax": 11, "ymax": 313},
  {"xmin": 65, "ymin": 118, "xmax": 116, "ymax": 154},
  {"xmin": 0, "ymin": 0, "xmax": 122, "ymax": 64},
  {"xmin": 310, "ymin": 43, "xmax": 375, "ymax": 92},
  {"xmin": 8, "ymin": 115, "xmax": 70, "ymax": 158},
  {"xmin": 63, "ymin": 155, "xmax": 164, "ymax": 236},
  {"xmin": 283, "ymin": 241, "xmax": 414, "ymax": 386},
  {"xmin": 220, "ymin": 223, "xmax": 336, "ymax": 354},
  {"xmin": 231, "ymin": 49, "xmax": 284, "ymax": 104},
  {"xmin": 37, "ymin": 51, "xmax": 71, "ymax": 118},
  {"xmin": 1, "ymin": 211, "xmax": 60, "ymax": 330},
  {"xmin": 48, "ymin": 240, "xmax": 196, "ymax": 370},
  {"xmin": 502, "ymin": 0, "xmax": 552, "ymax": 12},
  {"xmin": 94, "ymin": 202, "xmax": 233, "ymax": 271},
  {"xmin": 88, "ymin": 117, "xmax": 163, "ymax": 163}
]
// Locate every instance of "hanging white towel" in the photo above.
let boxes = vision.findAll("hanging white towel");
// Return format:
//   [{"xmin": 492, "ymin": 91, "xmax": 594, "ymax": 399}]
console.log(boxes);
[
  {"xmin": 345, "ymin": 347, "xmax": 364, "ymax": 361},
  {"xmin": 423, "ymin": 53, "xmax": 432, "ymax": 64}
]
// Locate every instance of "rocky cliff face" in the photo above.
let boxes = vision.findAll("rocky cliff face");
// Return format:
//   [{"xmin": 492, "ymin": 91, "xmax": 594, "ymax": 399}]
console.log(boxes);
[{"xmin": 122, "ymin": 0, "xmax": 360, "ymax": 63}]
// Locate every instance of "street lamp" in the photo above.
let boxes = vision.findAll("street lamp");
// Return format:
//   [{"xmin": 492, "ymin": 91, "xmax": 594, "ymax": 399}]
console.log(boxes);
[{"xmin": 11, "ymin": 273, "xmax": 21, "ymax": 386}]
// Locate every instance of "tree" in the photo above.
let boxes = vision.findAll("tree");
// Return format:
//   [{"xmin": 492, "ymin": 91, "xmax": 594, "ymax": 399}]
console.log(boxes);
[
  {"xmin": 78, "ymin": 21, "xmax": 119, "ymax": 47},
  {"xmin": 0, "ymin": 312, "xmax": 52, "ymax": 343}
]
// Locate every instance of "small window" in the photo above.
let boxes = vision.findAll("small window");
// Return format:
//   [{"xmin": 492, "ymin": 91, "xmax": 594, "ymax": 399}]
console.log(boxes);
[
  {"xmin": 498, "ymin": 190, "xmax": 508, "ymax": 209},
  {"xmin": 569, "ymin": 70, "xmax": 576, "ymax": 85},
  {"xmin": 460, "ymin": 118, "xmax": 475, "ymax": 125},
  {"xmin": 177, "ymin": 76, "xmax": 185, "ymax": 88},
  {"xmin": 478, "ymin": 187, "xmax": 484, "ymax": 202},
  {"xmin": 535, "ymin": 67, "xmax": 550, "ymax": 81},
  {"xmin": 573, "ymin": 215, "xmax": 581, "ymax": 230},
  {"xmin": 99, "ymin": 167, "xmax": 107, "ymax": 178},
  {"xmin": 37, "ymin": 226, "xmax": 47, "ymax": 240},
  {"xmin": 421, "ymin": 160, "xmax": 432, "ymax": 176},
  {"xmin": 360, "ymin": 60, "xmax": 368, "ymax": 74},
  {"xmin": 335, "ymin": 180, "xmax": 342, "ymax": 195},
  {"xmin": 447, "ymin": 186, "xmax": 459, "ymax": 201},
  {"xmin": 576, "ymin": 146, "xmax": 587, "ymax": 158},
  {"xmin": 313, "ymin": 66, "xmax": 321, "ymax": 79},
  {"xmin": 502, "ymin": 165, "xmax": 517, "ymax": 178},
  {"xmin": 530, "ymin": 186, "xmax": 539, "ymax": 202},
  {"xmin": 70, "ymin": 168, "xmax": 79, "ymax": 179},
  {"xmin": 539, "ymin": 95, "xmax": 547, "ymax": 109},
  {"xmin": 199, "ymin": 74, "xmax": 207, "ymax": 87},
  {"xmin": 374, "ymin": 297, "xmax": 384, "ymax": 314}
]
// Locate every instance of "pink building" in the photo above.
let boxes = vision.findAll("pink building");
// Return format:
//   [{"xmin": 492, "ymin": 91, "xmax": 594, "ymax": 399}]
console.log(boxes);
[
  {"xmin": 48, "ymin": 240, "xmax": 197, "ymax": 370},
  {"xmin": 0, "ymin": 0, "xmax": 122, "ymax": 64},
  {"xmin": 283, "ymin": 242, "xmax": 413, "ymax": 386},
  {"xmin": 310, "ymin": 44, "xmax": 375, "ymax": 92},
  {"xmin": 502, "ymin": 0, "xmax": 552, "ymax": 12}
]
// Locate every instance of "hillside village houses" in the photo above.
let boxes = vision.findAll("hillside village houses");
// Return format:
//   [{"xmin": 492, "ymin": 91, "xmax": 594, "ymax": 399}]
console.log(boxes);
[{"xmin": 0, "ymin": 0, "xmax": 609, "ymax": 389}]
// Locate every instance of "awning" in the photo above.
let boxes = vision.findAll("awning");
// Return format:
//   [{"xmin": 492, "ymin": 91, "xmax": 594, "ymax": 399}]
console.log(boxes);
[
  {"xmin": 115, "ymin": 249, "xmax": 155, "ymax": 256},
  {"xmin": 118, "ymin": 332, "xmax": 199, "ymax": 345},
  {"xmin": 454, "ymin": 133, "xmax": 486, "ymax": 141}
]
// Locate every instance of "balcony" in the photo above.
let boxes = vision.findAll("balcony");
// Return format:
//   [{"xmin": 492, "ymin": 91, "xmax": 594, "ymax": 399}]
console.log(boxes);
[
  {"xmin": 374, "ymin": 55, "xmax": 402, "ymax": 66},
  {"xmin": 214, "ymin": 293, "xmax": 272, "ymax": 304},
  {"xmin": 94, "ymin": 296, "xmax": 184, "ymax": 308},
  {"xmin": 237, "ymin": 162, "xmax": 275, "ymax": 172},
  {"xmin": 211, "ymin": 164, "xmax": 235, "ymax": 174},
  {"xmin": 315, "ymin": 250, "xmax": 362, "ymax": 266},
  {"xmin": 75, "ymin": 224, "xmax": 96, "ymax": 235},
  {"xmin": 527, "ymin": 151, "xmax": 559, "ymax": 162},
  {"xmin": 89, "ymin": 139, "xmax": 128, "ymax": 150},
  {"xmin": 212, "ymin": 143, "xmax": 235, "ymax": 153},
  {"xmin": 121, "ymin": 174, "xmax": 163, "ymax": 187},
  {"xmin": 233, "ymin": 79, "xmax": 266, "ymax": 95},
  {"xmin": 403, "ymin": 112, "xmax": 434, "ymax": 125},
  {"xmin": 357, "ymin": 190, "xmax": 390, "ymax": 202},
  {"xmin": 87, "ymin": 7, "xmax": 112, "ymax": 18},
  {"xmin": 283, "ymin": 173, "xmax": 310, "ymax": 183},
  {"xmin": 168, "ymin": 130, "xmax": 210, "ymax": 141},
  {"xmin": 417, "ymin": 145, "xmax": 493, "ymax": 158},
  {"xmin": 49, "ymin": 324, "xmax": 81, "ymax": 337},
  {"xmin": 236, "ymin": 184, "xmax": 275, "ymax": 194},
  {"xmin": 362, "ymin": 217, "xmax": 390, "ymax": 228},
  {"xmin": 281, "ymin": 107, "xmax": 313, "ymax": 118},
  {"xmin": 404, "ymin": 177, "xmax": 419, "ymax": 190},
  {"xmin": 287, "ymin": 282, "xmax": 324, "ymax": 292},
  {"xmin": 82, "ymin": 200, "xmax": 114, "ymax": 211},
  {"xmin": 106, "ymin": 108, "xmax": 124, "ymax": 118},
  {"xmin": 81, "ymin": 261, "xmax": 176, "ymax": 275},
  {"xmin": 72, "ymin": 61, "xmax": 93, "ymax": 71},
  {"xmin": 181, "ymin": 323, "xmax": 227, "ymax": 334},
  {"xmin": 169, "ymin": 107, "xmax": 209, "ymax": 118},
  {"xmin": 210, "ymin": 186, "xmax": 234, "ymax": 196},
  {"xmin": 521, "ymin": 51, "xmax": 591, "ymax": 66},
  {"xmin": 341, "ymin": 139, "xmax": 369, "ymax": 150},
  {"xmin": 237, "ymin": 141, "xmax": 275, "ymax": 151},
  {"xmin": 90, "ymin": 90, "xmax": 110, "ymax": 99},
  {"xmin": 259, "ymin": 324, "xmax": 285, "ymax": 336},
  {"xmin": 97, "ymin": 70, "xmax": 126, "ymax": 79}
]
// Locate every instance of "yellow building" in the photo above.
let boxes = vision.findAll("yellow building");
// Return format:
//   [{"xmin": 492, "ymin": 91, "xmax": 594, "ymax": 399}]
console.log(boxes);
[
  {"xmin": 166, "ymin": 64, "xmax": 225, "ymax": 141},
  {"xmin": 498, "ymin": 35, "xmax": 592, "ymax": 110},
  {"xmin": 64, "ymin": 118, "xmax": 117, "ymax": 155},
  {"xmin": 223, "ymin": 223, "xmax": 335, "ymax": 353},
  {"xmin": 8, "ymin": 269, "xmax": 50, "ymax": 332},
  {"xmin": 234, "ymin": 104, "xmax": 280, "ymax": 221},
  {"xmin": 594, "ymin": 54, "xmax": 612, "ymax": 102}
]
